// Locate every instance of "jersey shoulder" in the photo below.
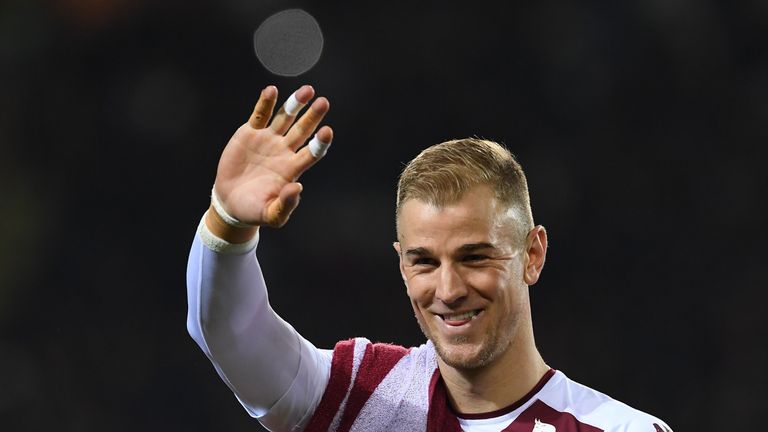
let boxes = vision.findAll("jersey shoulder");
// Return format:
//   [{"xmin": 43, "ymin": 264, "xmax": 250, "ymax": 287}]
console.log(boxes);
[
  {"xmin": 537, "ymin": 371, "xmax": 673, "ymax": 432},
  {"xmin": 304, "ymin": 338, "xmax": 437, "ymax": 432}
]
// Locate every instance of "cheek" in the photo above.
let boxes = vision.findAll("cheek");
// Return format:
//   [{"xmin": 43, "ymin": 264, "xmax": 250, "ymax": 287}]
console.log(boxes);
[
  {"xmin": 470, "ymin": 261, "xmax": 525, "ymax": 296},
  {"xmin": 465, "ymin": 271, "xmax": 506, "ymax": 296},
  {"xmin": 406, "ymin": 284, "xmax": 429, "ymax": 323},
  {"xmin": 498, "ymin": 281, "xmax": 528, "ymax": 317},
  {"xmin": 405, "ymin": 275, "xmax": 434, "ymax": 307}
]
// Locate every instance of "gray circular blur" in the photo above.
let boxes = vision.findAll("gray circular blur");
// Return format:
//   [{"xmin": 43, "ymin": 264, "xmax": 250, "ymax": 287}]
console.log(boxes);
[{"xmin": 253, "ymin": 9, "xmax": 324, "ymax": 77}]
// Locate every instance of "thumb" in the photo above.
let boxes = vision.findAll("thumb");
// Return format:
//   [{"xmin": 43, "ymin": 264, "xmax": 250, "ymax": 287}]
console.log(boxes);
[{"xmin": 266, "ymin": 182, "xmax": 303, "ymax": 227}]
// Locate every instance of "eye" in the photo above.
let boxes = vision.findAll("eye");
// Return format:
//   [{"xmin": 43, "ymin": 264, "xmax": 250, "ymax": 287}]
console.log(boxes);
[
  {"xmin": 463, "ymin": 254, "xmax": 488, "ymax": 262},
  {"xmin": 413, "ymin": 257, "xmax": 438, "ymax": 266}
]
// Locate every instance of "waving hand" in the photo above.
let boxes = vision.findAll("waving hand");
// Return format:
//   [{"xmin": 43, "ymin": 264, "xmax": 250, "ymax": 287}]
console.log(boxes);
[{"xmin": 207, "ymin": 85, "xmax": 333, "ymax": 241}]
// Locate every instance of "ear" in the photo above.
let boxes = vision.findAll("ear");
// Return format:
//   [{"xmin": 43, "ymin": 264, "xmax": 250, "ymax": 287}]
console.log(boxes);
[
  {"xmin": 523, "ymin": 225, "xmax": 547, "ymax": 285},
  {"xmin": 393, "ymin": 242, "xmax": 408, "ymax": 283}
]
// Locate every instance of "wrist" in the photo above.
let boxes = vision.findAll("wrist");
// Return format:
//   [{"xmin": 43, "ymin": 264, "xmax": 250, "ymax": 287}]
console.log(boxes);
[
  {"xmin": 210, "ymin": 186, "xmax": 250, "ymax": 228},
  {"xmin": 205, "ymin": 204, "xmax": 259, "ymax": 243}
]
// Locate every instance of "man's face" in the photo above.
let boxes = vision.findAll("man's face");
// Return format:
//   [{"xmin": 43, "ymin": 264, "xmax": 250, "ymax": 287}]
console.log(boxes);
[{"xmin": 395, "ymin": 185, "xmax": 534, "ymax": 370}]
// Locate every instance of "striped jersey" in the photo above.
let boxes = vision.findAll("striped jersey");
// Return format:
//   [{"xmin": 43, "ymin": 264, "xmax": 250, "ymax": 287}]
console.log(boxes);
[{"xmin": 304, "ymin": 338, "xmax": 672, "ymax": 432}]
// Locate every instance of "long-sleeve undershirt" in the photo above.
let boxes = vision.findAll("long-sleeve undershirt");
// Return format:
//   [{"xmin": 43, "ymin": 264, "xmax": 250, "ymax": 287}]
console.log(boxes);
[{"xmin": 186, "ymin": 214, "xmax": 332, "ymax": 431}]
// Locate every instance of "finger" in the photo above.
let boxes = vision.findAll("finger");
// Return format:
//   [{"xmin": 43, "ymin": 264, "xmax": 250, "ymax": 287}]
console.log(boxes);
[
  {"xmin": 266, "ymin": 182, "xmax": 303, "ymax": 227},
  {"xmin": 283, "ymin": 97, "xmax": 329, "ymax": 152},
  {"xmin": 248, "ymin": 85, "xmax": 278, "ymax": 129},
  {"xmin": 269, "ymin": 85, "xmax": 314, "ymax": 135},
  {"xmin": 290, "ymin": 126, "xmax": 333, "ymax": 178}
]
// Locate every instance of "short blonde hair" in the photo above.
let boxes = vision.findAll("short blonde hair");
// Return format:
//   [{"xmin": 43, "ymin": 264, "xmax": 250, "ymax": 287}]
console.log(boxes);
[{"xmin": 396, "ymin": 138, "xmax": 534, "ymax": 244}]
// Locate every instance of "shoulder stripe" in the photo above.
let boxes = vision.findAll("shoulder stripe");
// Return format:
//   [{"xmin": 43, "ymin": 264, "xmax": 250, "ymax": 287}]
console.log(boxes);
[
  {"xmin": 304, "ymin": 339, "xmax": 356, "ymax": 432},
  {"xmin": 336, "ymin": 342, "xmax": 409, "ymax": 432}
]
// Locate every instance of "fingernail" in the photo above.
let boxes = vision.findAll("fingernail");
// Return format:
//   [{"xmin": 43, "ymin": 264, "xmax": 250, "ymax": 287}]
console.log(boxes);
[
  {"xmin": 310, "ymin": 97, "xmax": 329, "ymax": 112},
  {"xmin": 262, "ymin": 85, "xmax": 277, "ymax": 98},
  {"xmin": 295, "ymin": 85, "xmax": 314, "ymax": 103}
]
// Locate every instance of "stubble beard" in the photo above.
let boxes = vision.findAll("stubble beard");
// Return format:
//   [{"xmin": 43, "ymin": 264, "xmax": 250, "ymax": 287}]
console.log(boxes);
[{"xmin": 417, "ymin": 315, "xmax": 512, "ymax": 371}]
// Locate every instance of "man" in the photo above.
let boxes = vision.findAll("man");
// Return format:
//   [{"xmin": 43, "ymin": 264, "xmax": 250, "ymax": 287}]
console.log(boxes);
[{"xmin": 187, "ymin": 85, "xmax": 673, "ymax": 432}]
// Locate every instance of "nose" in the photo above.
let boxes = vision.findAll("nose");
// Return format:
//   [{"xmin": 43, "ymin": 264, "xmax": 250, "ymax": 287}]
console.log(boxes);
[{"xmin": 435, "ymin": 263, "xmax": 468, "ymax": 305}]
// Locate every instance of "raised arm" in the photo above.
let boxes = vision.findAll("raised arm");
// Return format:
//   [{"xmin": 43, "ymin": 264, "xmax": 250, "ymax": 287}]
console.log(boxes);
[{"xmin": 187, "ymin": 85, "xmax": 334, "ymax": 431}]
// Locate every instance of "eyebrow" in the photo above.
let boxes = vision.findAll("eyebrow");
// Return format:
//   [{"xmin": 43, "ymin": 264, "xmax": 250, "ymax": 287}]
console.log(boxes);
[
  {"xmin": 404, "ymin": 247, "xmax": 430, "ymax": 257},
  {"xmin": 404, "ymin": 243, "xmax": 497, "ymax": 257},
  {"xmin": 457, "ymin": 242, "xmax": 497, "ymax": 253}
]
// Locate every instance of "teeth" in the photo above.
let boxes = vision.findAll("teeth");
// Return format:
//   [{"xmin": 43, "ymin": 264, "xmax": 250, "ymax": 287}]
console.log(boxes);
[{"xmin": 444, "ymin": 310, "xmax": 479, "ymax": 321}]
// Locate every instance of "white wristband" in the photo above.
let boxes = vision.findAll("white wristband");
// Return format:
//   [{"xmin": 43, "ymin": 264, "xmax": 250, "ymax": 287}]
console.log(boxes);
[
  {"xmin": 211, "ymin": 187, "xmax": 251, "ymax": 228},
  {"xmin": 198, "ymin": 212, "xmax": 259, "ymax": 254}
]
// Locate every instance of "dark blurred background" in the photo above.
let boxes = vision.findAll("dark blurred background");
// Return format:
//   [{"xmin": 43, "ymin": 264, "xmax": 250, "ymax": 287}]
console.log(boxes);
[{"xmin": 2, "ymin": 0, "xmax": 766, "ymax": 430}]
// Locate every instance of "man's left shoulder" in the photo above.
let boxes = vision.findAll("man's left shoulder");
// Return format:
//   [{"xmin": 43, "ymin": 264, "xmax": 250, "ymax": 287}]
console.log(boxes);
[
  {"xmin": 584, "ymin": 398, "xmax": 674, "ymax": 432},
  {"xmin": 536, "ymin": 371, "xmax": 673, "ymax": 432}
]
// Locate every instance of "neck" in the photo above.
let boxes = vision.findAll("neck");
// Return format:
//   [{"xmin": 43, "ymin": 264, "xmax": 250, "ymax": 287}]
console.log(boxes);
[{"xmin": 436, "ymin": 321, "xmax": 549, "ymax": 415}]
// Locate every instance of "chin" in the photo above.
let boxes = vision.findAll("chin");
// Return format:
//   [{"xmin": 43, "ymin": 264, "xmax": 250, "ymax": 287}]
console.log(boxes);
[
  {"xmin": 418, "ymin": 320, "xmax": 502, "ymax": 370},
  {"xmin": 434, "ymin": 336, "xmax": 501, "ymax": 370}
]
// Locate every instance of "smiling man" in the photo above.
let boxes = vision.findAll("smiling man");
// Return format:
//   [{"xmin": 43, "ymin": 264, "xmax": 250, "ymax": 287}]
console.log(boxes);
[{"xmin": 187, "ymin": 85, "xmax": 673, "ymax": 432}]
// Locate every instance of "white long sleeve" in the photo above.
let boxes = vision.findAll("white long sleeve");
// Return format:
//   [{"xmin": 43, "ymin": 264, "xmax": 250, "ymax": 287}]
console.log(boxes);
[{"xmin": 186, "ymin": 213, "xmax": 332, "ymax": 431}]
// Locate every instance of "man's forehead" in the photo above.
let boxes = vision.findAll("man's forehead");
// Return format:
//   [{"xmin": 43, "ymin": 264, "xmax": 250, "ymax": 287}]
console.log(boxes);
[
  {"xmin": 397, "ymin": 194, "xmax": 515, "ymax": 231},
  {"xmin": 395, "ymin": 188, "xmax": 522, "ymax": 252},
  {"xmin": 397, "ymin": 211, "xmax": 506, "ymax": 250},
  {"xmin": 401, "ymin": 184, "xmax": 498, "ymax": 209}
]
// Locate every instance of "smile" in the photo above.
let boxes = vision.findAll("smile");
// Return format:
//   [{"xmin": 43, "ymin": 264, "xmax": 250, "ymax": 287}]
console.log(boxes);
[{"xmin": 439, "ymin": 309, "xmax": 483, "ymax": 326}]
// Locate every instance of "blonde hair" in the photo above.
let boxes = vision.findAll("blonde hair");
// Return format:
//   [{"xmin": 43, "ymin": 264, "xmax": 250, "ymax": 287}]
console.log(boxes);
[{"xmin": 396, "ymin": 138, "xmax": 534, "ymax": 243}]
